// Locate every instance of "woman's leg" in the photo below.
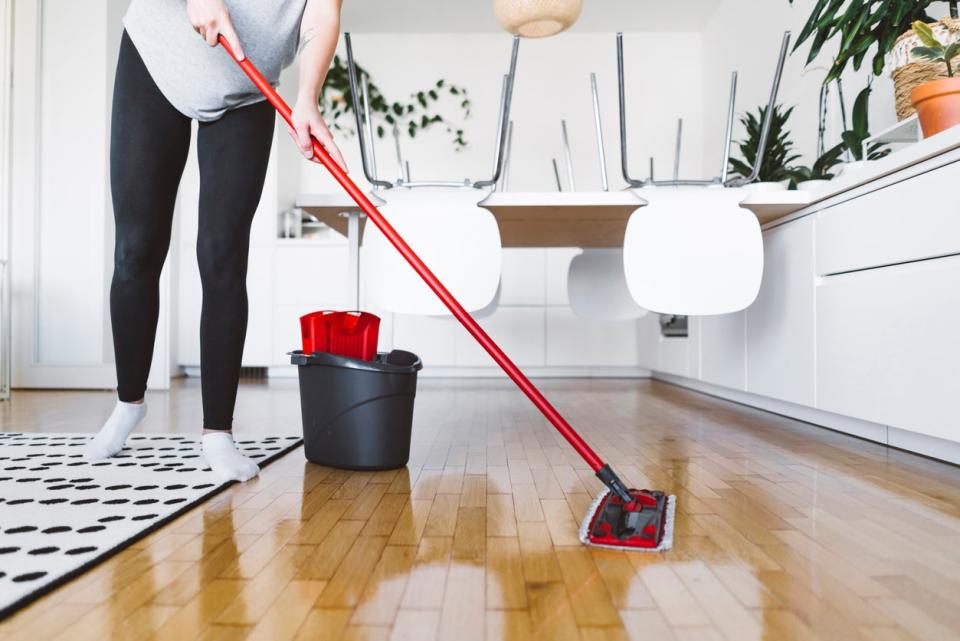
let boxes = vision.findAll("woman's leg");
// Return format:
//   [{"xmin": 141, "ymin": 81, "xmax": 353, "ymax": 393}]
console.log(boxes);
[
  {"xmin": 196, "ymin": 99, "xmax": 274, "ymax": 480},
  {"xmin": 86, "ymin": 32, "xmax": 191, "ymax": 460}
]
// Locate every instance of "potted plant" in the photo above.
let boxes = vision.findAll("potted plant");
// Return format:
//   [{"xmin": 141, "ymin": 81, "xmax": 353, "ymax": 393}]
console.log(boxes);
[
  {"xmin": 789, "ymin": 0, "xmax": 959, "ymax": 120},
  {"xmin": 910, "ymin": 20, "xmax": 960, "ymax": 136},
  {"xmin": 791, "ymin": 142, "xmax": 845, "ymax": 191},
  {"xmin": 837, "ymin": 87, "xmax": 891, "ymax": 174},
  {"xmin": 728, "ymin": 104, "xmax": 801, "ymax": 192}
]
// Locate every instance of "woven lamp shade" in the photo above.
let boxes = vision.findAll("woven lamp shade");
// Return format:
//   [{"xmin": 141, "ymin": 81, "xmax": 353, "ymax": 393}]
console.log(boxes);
[{"xmin": 494, "ymin": 0, "xmax": 582, "ymax": 38}]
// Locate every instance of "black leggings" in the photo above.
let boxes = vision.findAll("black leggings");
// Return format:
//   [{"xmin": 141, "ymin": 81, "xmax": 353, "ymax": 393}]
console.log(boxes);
[{"xmin": 110, "ymin": 31, "xmax": 274, "ymax": 429}]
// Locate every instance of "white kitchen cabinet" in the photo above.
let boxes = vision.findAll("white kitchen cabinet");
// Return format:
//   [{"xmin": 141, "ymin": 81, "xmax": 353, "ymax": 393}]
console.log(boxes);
[
  {"xmin": 273, "ymin": 306, "xmax": 309, "ymax": 366},
  {"xmin": 745, "ymin": 216, "xmax": 815, "ymax": 405},
  {"xmin": 816, "ymin": 160, "xmax": 960, "ymax": 275},
  {"xmin": 657, "ymin": 333, "xmax": 693, "ymax": 378},
  {"xmin": 392, "ymin": 314, "xmax": 458, "ymax": 367},
  {"xmin": 273, "ymin": 244, "xmax": 350, "ymax": 307},
  {"xmin": 500, "ymin": 249, "xmax": 546, "ymax": 306},
  {"xmin": 699, "ymin": 312, "xmax": 746, "ymax": 390},
  {"xmin": 816, "ymin": 254, "xmax": 960, "ymax": 443},
  {"xmin": 455, "ymin": 307, "xmax": 545, "ymax": 367},
  {"xmin": 545, "ymin": 307, "xmax": 639, "ymax": 367},
  {"xmin": 545, "ymin": 248, "xmax": 581, "ymax": 305},
  {"xmin": 635, "ymin": 313, "xmax": 660, "ymax": 370}
]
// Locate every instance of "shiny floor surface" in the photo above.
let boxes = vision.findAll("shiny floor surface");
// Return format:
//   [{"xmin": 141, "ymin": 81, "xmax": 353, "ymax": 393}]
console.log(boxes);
[{"xmin": 1, "ymin": 377, "xmax": 959, "ymax": 641}]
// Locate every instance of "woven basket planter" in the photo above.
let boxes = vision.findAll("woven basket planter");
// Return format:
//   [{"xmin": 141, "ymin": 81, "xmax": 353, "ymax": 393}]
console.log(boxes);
[{"xmin": 890, "ymin": 18, "xmax": 960, "ymax": 120}]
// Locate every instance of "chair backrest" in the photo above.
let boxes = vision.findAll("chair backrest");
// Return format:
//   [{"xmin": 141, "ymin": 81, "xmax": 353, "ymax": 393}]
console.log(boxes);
[
  {"xmin": 622, "ymin": 188, "xmax": 762, "ymax": 315},
  {"xmin": 567, "ymin": 249, "xmax": 647, "ymax": 321},
  {"xmin": 362, "ymin": 187, "xmax": 502, "ymax": 316}
]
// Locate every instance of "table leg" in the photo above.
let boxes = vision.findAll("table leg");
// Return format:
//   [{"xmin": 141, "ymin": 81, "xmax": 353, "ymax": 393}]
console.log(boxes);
[{"xmin": 346, "ymin": 211, "xmax": 361, "ymax": 310}]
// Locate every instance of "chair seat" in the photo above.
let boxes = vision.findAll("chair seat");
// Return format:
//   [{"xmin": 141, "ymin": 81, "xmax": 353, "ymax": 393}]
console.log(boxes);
[
  {"xmin": 362, "ymin": 187, "xmax": 502, "ymax": 316},
  {"xmin": 623, "ymin": 188, "xmax": 762, "ymax": 315}
]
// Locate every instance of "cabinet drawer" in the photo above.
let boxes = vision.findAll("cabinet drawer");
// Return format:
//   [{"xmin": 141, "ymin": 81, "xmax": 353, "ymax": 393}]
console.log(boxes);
[
  {"xmin": 816, "ymin": 161, "xmax": 960, "ymax": 275},
  {"xmin": 816, "ymin": 255, "xmax": 960, "ymax": 443}
]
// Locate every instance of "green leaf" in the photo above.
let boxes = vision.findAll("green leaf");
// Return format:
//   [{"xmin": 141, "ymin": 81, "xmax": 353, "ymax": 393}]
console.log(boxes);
[
  {"xmin": 912, "ymin": 20, "xmax": 940, "ymax": 48},
  {"xmin": 851, "ymin": 86, "xmax": 871, "ymax": 135},
  {"xmin": 944, "ymin": 42, "xmax": 960, "ymax": 61},
  {"xmin": 912, "ymin": 45, "xmax": 945, "ymax": 62},
  {"xmin": 841, "ymin": 131, "xmax": 863, "ymax": 161}
]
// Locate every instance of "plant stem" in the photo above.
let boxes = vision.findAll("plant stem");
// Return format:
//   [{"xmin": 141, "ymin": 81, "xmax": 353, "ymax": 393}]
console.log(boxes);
[{"xmin": 947, "ymin": 57, "xmax": 954, "ymax": 77}]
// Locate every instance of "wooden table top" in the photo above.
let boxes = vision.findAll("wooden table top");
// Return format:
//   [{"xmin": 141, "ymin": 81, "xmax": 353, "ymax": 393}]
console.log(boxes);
[
  {"xmin": 296, "ymin": 189, "xmax": 818, "ymax": 247},
  {"xmin": 296, "ymin": 191, "xmax": 645, "ymax": 248}
]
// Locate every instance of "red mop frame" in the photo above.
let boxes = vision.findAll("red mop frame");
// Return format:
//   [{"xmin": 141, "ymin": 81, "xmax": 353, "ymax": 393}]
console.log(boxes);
[{"xmin": 219, "ymin": 37, "xmax": 610, "ymax": 474}]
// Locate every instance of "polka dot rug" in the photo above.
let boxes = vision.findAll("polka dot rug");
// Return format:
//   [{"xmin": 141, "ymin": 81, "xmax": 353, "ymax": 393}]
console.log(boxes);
[{"xmin": 0, "ymin": 433, "xmax": 302, "ymax": 618}]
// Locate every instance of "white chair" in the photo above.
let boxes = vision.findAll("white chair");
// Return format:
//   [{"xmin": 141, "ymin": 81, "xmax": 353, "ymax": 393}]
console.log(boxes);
[
  {"xmin": 567, "ymin": 249, "xmax": 647, "ymax": 321},
  {"xmin": 363, "ymin": 187, "xmax": 502, "ymax": 315},
  {"xmin": 614, "ymin": 32, "xmax": 790, "ymax": 315},
  {"xmin": 622, "ymin": 188, "xmax": 762, "ymax": 315},
  {"xmin": 344, "ymin": 34, "xmax": 518, "ymax": 316}
]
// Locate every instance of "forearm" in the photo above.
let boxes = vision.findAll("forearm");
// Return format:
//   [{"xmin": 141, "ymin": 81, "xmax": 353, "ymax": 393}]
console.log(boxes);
[{"xmin": 297, "ymin": 0, "xmax": 342, "ymax": 104}]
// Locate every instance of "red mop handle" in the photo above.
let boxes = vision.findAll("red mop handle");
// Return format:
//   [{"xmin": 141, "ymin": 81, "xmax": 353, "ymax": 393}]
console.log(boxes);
[{"xmin": 220, "ymin": 37, "xmax": 604, "ymax": 472}]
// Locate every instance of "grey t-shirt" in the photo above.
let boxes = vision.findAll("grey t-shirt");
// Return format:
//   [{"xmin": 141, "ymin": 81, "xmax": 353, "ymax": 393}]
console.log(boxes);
[{"xmin": 124, "ymin": 0, "xmax": 306, "ymax": 121}]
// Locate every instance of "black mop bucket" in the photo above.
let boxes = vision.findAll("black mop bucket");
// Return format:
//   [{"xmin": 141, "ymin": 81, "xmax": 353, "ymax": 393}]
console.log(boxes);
[{"xmin": 290, "ymin": 349, "xmax": 422, "ymax": 470}]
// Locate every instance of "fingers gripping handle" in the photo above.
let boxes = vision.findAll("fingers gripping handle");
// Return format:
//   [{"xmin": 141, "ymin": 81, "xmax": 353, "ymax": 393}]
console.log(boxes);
[{"xmin": 217, "ymin": 36, "xmax": 608, "ymax": 475}]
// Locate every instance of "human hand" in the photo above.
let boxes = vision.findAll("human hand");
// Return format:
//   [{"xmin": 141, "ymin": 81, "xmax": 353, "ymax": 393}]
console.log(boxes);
[
  {"xmin": 187, "ymin": 0, "xmax": 244, "ymax": 60},
  {"xmin": 289, "ymin": 97, "xmax": 347, "ymax": 171}
]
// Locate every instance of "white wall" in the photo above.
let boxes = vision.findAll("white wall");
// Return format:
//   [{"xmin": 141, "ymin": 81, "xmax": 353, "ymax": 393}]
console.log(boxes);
[{"xmin": 292, "ymin": 31, "xmax": 706, "ymax": 201}]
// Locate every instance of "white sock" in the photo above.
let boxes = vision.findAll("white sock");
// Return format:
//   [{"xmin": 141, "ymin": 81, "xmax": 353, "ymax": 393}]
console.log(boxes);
[
  {"xmin": 202, "ymin": 432, "xmax": 260, "ymax": 482},
  {"xmin": 84, "ymin": 400, "xmax": 147, "ymax": 460}
]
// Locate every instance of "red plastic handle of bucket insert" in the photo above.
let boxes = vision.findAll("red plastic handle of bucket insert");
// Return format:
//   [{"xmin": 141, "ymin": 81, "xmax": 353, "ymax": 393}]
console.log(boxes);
[{"xmin": 218, "ymin": 36, "xmax": 605, "ymax": 473}]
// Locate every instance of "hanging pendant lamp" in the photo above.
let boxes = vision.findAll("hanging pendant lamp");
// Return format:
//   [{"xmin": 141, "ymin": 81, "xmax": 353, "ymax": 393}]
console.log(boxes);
[{"xmin": 494, "ymin": 0, "xmax": 582, "ymax": 38}]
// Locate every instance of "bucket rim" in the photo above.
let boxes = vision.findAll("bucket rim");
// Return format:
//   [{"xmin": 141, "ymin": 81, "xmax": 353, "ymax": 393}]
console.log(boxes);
[{"xmin": 290, "ymin": 349, "xmax": 423, "ymax": 374}]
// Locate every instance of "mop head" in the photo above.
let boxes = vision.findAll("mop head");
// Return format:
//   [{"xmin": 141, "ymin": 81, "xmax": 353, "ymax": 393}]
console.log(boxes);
[{"xmin": 579, "ymin": 488, "xmax": 675, "ymax": 552}]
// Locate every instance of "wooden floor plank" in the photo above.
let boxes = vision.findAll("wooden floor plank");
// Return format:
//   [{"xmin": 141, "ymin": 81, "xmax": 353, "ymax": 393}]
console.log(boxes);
[{"xmin": 2, "ymin": 378, "xmax": 959, "ymax": 641}]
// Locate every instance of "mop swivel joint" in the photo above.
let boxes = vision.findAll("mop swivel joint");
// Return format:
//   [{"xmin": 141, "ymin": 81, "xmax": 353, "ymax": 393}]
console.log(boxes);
[{"xmin": 595, "ymin": 463, "xmax": 633, "ymax": 504}]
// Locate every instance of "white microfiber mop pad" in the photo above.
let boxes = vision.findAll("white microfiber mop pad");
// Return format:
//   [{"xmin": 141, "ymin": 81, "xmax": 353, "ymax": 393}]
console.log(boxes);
[{"xmin": 578, "ymin": 489, "xmax": 676, "ymax": 552}]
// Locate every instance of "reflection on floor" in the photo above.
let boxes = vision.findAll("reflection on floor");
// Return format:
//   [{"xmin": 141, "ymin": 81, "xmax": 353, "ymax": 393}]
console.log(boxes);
[{"xmin": 1, "ymin": 377, "xmax": 959, "ymax": 640}]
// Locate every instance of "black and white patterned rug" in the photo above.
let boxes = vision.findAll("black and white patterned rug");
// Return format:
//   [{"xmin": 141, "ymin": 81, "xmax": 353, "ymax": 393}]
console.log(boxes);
[{"xmin": 0, "ymin": 433, "xmax": 301, "ymax": 618}]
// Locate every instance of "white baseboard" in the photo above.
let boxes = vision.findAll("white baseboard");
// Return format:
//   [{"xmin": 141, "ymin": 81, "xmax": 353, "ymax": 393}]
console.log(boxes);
[{"xmin": 654, "ymin": 372, "xmax": 960, "ymax": 466}]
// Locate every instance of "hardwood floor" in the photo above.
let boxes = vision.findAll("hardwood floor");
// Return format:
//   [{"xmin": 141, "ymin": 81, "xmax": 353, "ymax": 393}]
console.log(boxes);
[{"xmin": 1, "ymin": 376, "xmax": 959, "ymax": 640}]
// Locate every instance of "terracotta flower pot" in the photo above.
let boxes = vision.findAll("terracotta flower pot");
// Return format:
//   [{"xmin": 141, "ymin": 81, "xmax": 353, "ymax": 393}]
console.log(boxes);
[{"xmin": 911, "ymin": 77, "xmax": 960, "ymax": 138}]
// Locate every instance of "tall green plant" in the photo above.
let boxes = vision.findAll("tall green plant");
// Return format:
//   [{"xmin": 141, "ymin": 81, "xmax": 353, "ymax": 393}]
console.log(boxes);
[
  {"xmin": 728, "ymin": 105, "xmax": 802, "ymax": 183},
  {"xmin": 840, "ymin": 86, "xmax": 891, "ymax": 161},
  {"xmin": 787, "ymin": 0, "xmax": 957, "ymax": 83},
  {"xmin": 319, "ymin": 55, "xmax": 472, "ymax": 149}
]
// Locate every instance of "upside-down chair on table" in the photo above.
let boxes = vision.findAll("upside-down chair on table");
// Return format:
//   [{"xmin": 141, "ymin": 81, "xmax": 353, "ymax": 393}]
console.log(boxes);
[{"xmin": 345, "ymin": 34, "xmax": 519, "ymax": 316}]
